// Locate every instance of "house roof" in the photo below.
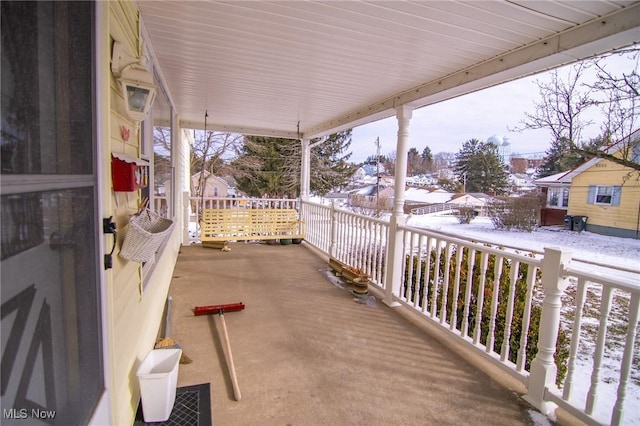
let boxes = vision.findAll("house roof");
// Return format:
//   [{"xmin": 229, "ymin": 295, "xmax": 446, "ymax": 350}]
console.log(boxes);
[
  {"xmin": 535, "ymin": 128, "xmax": 640, "ymax": 187},
  {"xmin": 137, "ymin": 1, "xmax": 640, "ymax": 139},
  {"xmin": 449, "ymin": 193, "xmax": 489, "ymax": 206},
  {"xmin": 191, "ymin": 171, "xmax": 231, "ymax": 187},
  {"xmin": 533, "ymin": 170, "xmax": 573, "ymax": 186},
  {"xmin": 405, "ymin": 187, "xmax": 455, "ymax": 204}
]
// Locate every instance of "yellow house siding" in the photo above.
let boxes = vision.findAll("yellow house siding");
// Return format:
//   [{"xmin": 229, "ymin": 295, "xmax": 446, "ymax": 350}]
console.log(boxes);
[
  {"xmin": 107, "ymin": 2, "xmax": 185, "ymax": 424},
  {"xmin": 569, "ymin": 159, "xmax": 640, "ymax": 233}
]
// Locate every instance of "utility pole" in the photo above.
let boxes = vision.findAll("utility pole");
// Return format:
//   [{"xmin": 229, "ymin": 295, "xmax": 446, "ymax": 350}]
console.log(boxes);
[
  {"xmin": 462, "ymin": 171, "xmax": 467, "ymax": 194},
  {"xmin": 375, "ymin": 137, "xmax": 381, "ymax": 216}
]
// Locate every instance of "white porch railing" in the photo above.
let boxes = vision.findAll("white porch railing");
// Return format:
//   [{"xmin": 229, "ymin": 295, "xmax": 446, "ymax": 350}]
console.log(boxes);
[
  {"xmin": 180, "ymin": 197, "xmax": 639, "ymax": 425},
  {"xmin": 300, "ymin": 200, "xmax": 640, "ymax": 426}
]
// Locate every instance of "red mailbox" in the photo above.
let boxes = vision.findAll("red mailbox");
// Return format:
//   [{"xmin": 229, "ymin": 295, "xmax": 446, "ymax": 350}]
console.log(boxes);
[{"xmin": 111, "ymin": 153, "xmax": 149, "ymax": 192}]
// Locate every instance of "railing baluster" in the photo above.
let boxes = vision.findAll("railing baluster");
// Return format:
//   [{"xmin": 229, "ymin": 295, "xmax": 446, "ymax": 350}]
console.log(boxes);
[
  {"xmin": 486, "ymin": 254, "xmax": 504, "ymax": 353},
  {"xmin": 461, "ymin": 247, "xmax": 476, "ymax": 338},
  {"xmin": 450, "ymin": 244, "xmax": 464, "ymax": 331},
  {"xmin": 473, "ymin": 252, "xmax": 489, "ymax": 345},
  {"xmin": 330, "ymin": 204, "xmax": 338, "ymax": 259},
  {"xmin": 420, "ymin": 235, "xmax": 432, "ymax": 313},
  {"xmin": 348, "ymin": 214, "xmax": 355, "ymax": 266},
  {"xmin": 357, "ymin": 216, "xmax": 365, "ymax": 270},
  {"xmin": 398, "ymin": 231, "xmax": 413, "ymax": 301},
  {"xmin": 372, "ymin": 222, "xmax": 380, "ymax": 284},
  {"xmin": 364, "ymin": 221, "xmax": 372, "ymax": 277},
  {"xmin": 431, "ymin": 238, "xmax": 442, "ymax": 319},
  {"xmin": 563, "ymin": 278, "xmax": 588, "ymax": 400},
  {"xmin": 500, "ymin": 260, "xmax": 519, "ymax": 362},
  {"xmin": 440, "ymin": 242, "xmax": 453, "ymax": 325},
  {"xmin": 516, "ymin": 264, "xmax": 537, "ymax": 372},
  {"xmin": 586, "ymin": 285, "xmax": 613, "ymax": 415},
  {"xmin": 611, "ymin": 293, "xmax": 640, "ymax": 426},
  {"xmin": 344, "ymin": 213, "xmax": 351, "ymax": 265},
  {"xmin": 414, "ymin": 234, "xmax": 425, "ymax": 309}
]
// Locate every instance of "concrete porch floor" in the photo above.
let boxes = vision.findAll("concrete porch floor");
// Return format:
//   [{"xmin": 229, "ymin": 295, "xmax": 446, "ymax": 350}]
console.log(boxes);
[{"xmin": 167, "ymin": 242, "xmax": 545, "ymax": 425}]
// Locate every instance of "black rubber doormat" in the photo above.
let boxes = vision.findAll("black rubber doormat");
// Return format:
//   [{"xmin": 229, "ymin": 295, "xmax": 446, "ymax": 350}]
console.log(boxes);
[{"xmin": 134, "ymin": 383, "xmax": 211, "ymax": 426}]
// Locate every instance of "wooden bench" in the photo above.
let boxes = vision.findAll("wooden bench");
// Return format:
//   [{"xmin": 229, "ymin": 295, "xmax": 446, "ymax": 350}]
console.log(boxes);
[{"xmin": 200, "ymin": 208, "xmax": 304, "ymax": 248}]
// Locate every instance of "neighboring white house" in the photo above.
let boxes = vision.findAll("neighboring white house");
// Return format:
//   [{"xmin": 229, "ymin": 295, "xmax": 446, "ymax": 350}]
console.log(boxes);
[
  {"xmin": 164, "ymin": 171, "xmax": 232, "ymax": 198},
  {"xmin": 449, "ymin": 192, "xmax": 491, "ymax": 208},
  {"xmin": 405, "ymin": 187, "xmax": 455, "ymax": 204},
  {"xmin": 534, "ymin": 170, "xmax": 574, "ymax": 226}
]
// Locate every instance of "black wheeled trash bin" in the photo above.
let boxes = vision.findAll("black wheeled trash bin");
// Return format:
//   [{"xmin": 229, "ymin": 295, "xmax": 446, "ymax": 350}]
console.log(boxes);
[
  {"xmin": 563, "ymin": 215, "xmax": 573, "ymax": 231},
  {"xmin": 572, "ymin": 215, "xmax": 588, "ymax": 232}
]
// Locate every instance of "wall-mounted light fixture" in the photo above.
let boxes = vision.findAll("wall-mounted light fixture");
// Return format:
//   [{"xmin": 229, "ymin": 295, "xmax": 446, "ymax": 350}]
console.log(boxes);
[{"xmin": 111, "ymin": 41, "xmax": 157, "ymax": 124}]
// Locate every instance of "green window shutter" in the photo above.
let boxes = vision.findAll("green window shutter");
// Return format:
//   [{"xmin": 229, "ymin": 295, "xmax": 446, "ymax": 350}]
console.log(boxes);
[
  {"xmin": 587, "ymin": 185, "xmax": 596, "ymax": 204},
  {"xmin": 612, "ymin": 186, "xmax": 622, "ymax": 206}
]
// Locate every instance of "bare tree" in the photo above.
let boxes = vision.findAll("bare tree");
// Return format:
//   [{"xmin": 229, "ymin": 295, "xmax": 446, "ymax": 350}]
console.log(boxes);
[
  {"xmin": 583, "ymin": 48, "xmax": 640, "ymax": 170},
  {"xmin": 433, "ymin": 152, "xmax": 455, "ymax": 171},
  {"xmin": 190, "ymin": 130, "xmax": 243, "ymax": 218},
  {"xmin": 512, "ymin": 62, "xmax": 593, "ymax": 147},
  {"xmin": 349, "ymin": 193, "xmax": 392, "ymax": 217},
  {"xmin": 513, "ymin": 48, "xmax": 640, "ymax": 172}
]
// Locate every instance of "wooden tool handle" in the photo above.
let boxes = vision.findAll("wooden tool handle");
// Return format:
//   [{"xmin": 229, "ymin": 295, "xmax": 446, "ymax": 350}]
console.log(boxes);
[{"xmin": 219, "ymin": 313, "xmax": 242, "ymax": 401}]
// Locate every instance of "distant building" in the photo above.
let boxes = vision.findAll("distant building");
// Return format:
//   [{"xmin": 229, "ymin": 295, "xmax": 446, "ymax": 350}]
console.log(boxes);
[
  {"xmin": 534, "ymin": 129, "xmax": 640, "ymax": 238},
  {"xmin": 191, "ymin": 171, "xmax": 233, "ymax": 198}
]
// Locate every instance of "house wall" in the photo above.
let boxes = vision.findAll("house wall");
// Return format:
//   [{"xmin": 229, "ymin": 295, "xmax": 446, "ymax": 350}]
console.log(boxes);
[
  {"xmin": 540, "ymin": 208, "xmax": 566, "ymax": 226},
  {"xmin": 105, "ymin": 2, "xmax": 186, "ymax": 424},
  {"xmin": 189, "ymin": 172, "xmax": 230, "ymax": 198},
  {"xmin": 568, "ymin": 159, "xmax": 640, "ymax": 239}
]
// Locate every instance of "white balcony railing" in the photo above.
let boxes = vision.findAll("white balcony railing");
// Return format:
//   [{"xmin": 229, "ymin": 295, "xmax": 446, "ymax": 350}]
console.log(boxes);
[{"xmin": 178, "ymin": 196, "xmax": 639, "ymax": 426}]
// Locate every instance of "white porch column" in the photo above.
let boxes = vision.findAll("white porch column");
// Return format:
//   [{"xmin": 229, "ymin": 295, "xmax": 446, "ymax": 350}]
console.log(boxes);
[
  {"xmin": 383, "ymin": 105, "xmax": 413, "ymax": 307},
  {"xmin": 523, "ymin": 247, "xmax": 571, "ymax": 415},
  {"xmin": 300, "ymin": 138, "xmax": 311, "ymax": 201}
]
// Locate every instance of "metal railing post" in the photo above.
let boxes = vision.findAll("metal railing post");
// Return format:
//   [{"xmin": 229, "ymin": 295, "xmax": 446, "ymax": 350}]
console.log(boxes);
[{"xmin": 524, "ymin": 247, "xmax": 571, "ymax": 415}]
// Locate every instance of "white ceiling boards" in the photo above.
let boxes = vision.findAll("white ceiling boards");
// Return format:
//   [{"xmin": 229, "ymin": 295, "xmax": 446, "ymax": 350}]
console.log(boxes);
[{"xmin": 138, "ymin": 1, "xmax": 640, "ymax": 138}]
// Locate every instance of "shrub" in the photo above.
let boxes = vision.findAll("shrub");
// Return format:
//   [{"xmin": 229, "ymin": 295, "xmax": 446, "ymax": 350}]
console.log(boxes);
[
  {"xmin": 455, "ymin": 206, "xmax": 479, "ymax": 224},
  {"xmin": 487, "ymin": 194, "xmax": 545, "ymax": 232}
]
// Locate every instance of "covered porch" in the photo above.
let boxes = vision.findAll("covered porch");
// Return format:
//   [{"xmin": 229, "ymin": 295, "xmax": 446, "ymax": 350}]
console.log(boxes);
[
  {"xmin": 168, "ymin": 242, "xmax": 539, "ymax": 425},
  {"xmin": 3, "ymin": 2, "xmax": 640, "ymax": 426}
]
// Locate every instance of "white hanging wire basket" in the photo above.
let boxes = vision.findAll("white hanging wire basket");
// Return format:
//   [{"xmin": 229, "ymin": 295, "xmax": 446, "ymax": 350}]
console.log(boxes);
[{"xmin": 120, "ymin": 209, "xmax": 175, "ymax": 263}]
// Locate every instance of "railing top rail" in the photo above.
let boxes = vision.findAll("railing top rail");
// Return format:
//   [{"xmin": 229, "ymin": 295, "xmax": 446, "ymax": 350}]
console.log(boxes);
[
  {"xmin": 563, "ymin": 264, "xmax": 640, "ymax": 294},
  {"xmin": 401, "ymin": 220, "xmax": 638, "ymax": 275},
  {"xmin": 192, "ymin": 196, "xmax": 299, "ymax": 202},
  {"xmin": 302, "ymin": 200, "xmax": 389, "ymax": 226},
  {"xmin": 398, "ymin": 223, "xmax": 544, "ymax": 266}
]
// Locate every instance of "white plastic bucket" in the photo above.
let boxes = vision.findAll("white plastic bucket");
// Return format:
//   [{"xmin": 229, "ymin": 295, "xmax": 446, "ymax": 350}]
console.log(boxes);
[{"xmin": 136, "ymin": 348, "xmax": 182, "ymax": 422}]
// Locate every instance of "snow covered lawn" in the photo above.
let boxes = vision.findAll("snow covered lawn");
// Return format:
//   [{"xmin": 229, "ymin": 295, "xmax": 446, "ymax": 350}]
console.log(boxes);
[{"xmin": 405, "ymin": 214, "xmax": 640, "ymax": 271}]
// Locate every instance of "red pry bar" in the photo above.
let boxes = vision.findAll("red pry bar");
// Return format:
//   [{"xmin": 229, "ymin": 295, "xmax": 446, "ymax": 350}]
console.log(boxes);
[{"xmin": 193, "ymin": 302, "xmax": 245, "ymax": 316}]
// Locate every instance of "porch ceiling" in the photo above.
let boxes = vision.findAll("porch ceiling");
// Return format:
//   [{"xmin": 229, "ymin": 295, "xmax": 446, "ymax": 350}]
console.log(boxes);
[{"xmin": 137, "ymin": 1, "xmax": 640, "ymax": 139}]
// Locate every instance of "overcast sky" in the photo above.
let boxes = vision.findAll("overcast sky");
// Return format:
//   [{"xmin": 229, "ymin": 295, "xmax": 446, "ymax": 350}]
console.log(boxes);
[{"xmin": 349, "ymin": 52, "xmax": 637, "ymax": 163}]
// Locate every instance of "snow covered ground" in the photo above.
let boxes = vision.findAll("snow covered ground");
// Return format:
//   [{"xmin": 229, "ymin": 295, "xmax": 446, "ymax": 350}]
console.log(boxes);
[
  {"xmin": 406, "ymin": 214, "xmax": 640, "ymax": 271},
  {"xmin": 406, "ymin": 213, "xmax": 640, "ymax": 425}
]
